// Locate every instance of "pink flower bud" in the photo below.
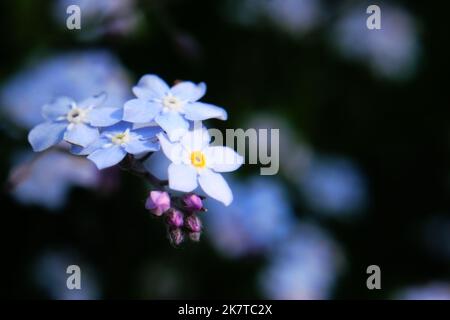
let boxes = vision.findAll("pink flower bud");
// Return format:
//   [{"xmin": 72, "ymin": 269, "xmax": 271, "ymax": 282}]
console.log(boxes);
[
  {"xmin": 169, "ymin": 228, "xmax": 184, "ymax": 246},
  {"xmin": 183, "ymin": 194, "xmax": 203, "ymax": 212},
  {"xmin": 166, "ymin": 209, "xmax": 184, "ymax": 228},
  {"xmin": 145, "ymin": 191, "xmax": 170, "ymax": 216},
  {"xmin": 185, "ymin": 214, "xmax": 202, "ymax": 232}
]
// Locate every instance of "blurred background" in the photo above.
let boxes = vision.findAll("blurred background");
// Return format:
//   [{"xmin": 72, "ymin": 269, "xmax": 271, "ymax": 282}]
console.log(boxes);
[{"xmin": 0, "ymin": 0, "xmax": 449, "ymax": 299}]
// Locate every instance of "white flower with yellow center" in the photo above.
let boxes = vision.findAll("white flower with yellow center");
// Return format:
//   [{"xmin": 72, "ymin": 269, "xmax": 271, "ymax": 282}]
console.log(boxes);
[{"xmin": 158, "ymin": 127, "xmax": 243, "ymax": 206}]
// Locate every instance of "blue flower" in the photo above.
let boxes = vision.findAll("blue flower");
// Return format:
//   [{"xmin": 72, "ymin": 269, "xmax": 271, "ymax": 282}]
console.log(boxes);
[
  {"xmin": 10, "ymin": 149, "xmax": 99, "ymax": 210},
  {"xmin": 0, "ymin": 51, "xmax": 131, "ymax": 128},
  {"xmin": 28, "ymin": 93, "xmax": 123, "ymax": 151},
  {"xmin": 205, "ymin": 176, "xmax": 296, "ymax": 257},
  {"xmin": 75, "ymin": 122, "xmax": 161, "ymax": 170},
  {"xmin": 259, "ymin": 223, "xmax": 345, "ymax": 300},
  {"xmin": 123, "ymin": 74, "xmax": 227, "ymax": 141}
]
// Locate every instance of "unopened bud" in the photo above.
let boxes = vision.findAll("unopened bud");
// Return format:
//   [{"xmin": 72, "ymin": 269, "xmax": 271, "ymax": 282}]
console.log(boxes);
[
  {"xmin": 185, "ymin": 214, "xmax": 202, "ymax": 232},
  {"xmin": 166, "ymin": 209, "xmax": 184, "ymax": 228},
  {"xmin": 169, "ymin": 228, "xmax": 184, "ymax": 246},
  {"xmin": 183, "ymin": 193, "xmax": 204, "ymax": 212},
  {"xmin": 145, "ymin": 191, "xmax": 170, "ymax": 216}
]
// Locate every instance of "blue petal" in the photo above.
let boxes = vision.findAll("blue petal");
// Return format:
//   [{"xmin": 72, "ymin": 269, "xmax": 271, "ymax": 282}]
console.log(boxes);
[
  {"xmin": 71, "ymin": 137, "xmax": 109, "ymax": 156},
  {"xmin": 89, "ymin": 107, "xmax": 123, "ymax": 127},
  {"xmin": 132, "ymin": 75, "xmax": 169, "ymax": 100},
  {"xmin": 155, "ymin": 112, "xmax": 189, "ymax": 142},
  {"xmin": 132, "ymin": 126, "xmax": 162, "ymax": 139},
  {"xmin": 183, "ymin": 102, "xmax": 228, "ymax": 121},
  {"xmin": 78, "ymin": 92, "xmax": 107, "ymax": 109},
  {"xmin": 28, "ymin": 122, "xmax": 67, "ymax": 152},
  {"xmin": 42, "ymin": 97, "xmax": 73, "ymax": 121},
  {"xmin": 87, "ymin": 145, "xmax": 127, "ymax": 170},
  {"xmin": 64, "ymin": 123, "xmax": 99, "ymax": 147},
  {"xmin": 170, "ymin": 81, "xmax": 206, "ymax": 102},
  {"xmin": 100, "ymin": 121, "xmax": 132, "ymax": 135},
  {"xmin": 123, "ymin": 99, "xmax": 161, "ymax": 123},
  {"xmin": 125, "ymin": 139, "xmax": 160, "ymax": 155}
]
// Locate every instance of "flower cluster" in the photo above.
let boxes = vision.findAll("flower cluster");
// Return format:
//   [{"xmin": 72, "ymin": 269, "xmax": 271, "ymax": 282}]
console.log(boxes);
[{"xmin": 28, "ymin": 74, "xmax": 243, "ymax": 245}]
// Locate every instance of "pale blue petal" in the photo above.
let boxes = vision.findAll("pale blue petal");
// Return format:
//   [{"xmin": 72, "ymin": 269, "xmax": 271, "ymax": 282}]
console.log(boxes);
[
  {"xmin": 132, "ymin": 75, "xmax": 169, "ymax": 100},
  {"xmin": 88, "ymin": 107, "xmax": 123, "ymax": 127},
  {"xmin": 28, "ymin": 122, "xmax": 67, "ymax": 152},
  {"xmin": 42, "ymin": 97, "xmax": 73, "ymax": 120},
  {"xmin": 132, "ymin": 126, "xmax": 162, "ymax": 139},
  {"xmin": 170, "ymin": 81, "xmax": 206, "ymax": 102},
  {"xmin": 78, "ymin": 92, "xmax": 107, "ymax": 109},
  {"xmin": 87, "ymin": 145, "xmax": 127, "ymax": 170},
  {"xmin": 125, "ymin": 139, "xmax": 159, "ymax": 155},
  {"xmin": 183, "ymin": 102, "xmax": 228, "ymax": 121},
  {"xmin": 71, "ymin": 137, "xmax": 109, "ymax": 156},
  {"xmin": 155, "ymin": 112, "xmax": 189, "ymax": 142},
  {"xmin": 64, "ymin": 123, "xmax": 99, "ymax": 147},
  {"xmin": 99, "ymin": 121, "xmax": 132, "ymax": 136},
  {"xmin": 198, "ymin": 168, "xmax": 233, "ymax": 206},
  {"xmin": 123, "ymin": 99, "xmax": 161, "ymax": 123},
  {"xmin": 168, "ymin": 163, "xmax": 198, "ymax": 192}
]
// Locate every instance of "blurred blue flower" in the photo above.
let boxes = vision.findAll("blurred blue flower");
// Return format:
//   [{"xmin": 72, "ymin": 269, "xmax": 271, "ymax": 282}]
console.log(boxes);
[
  {"xmin": 123, "ymin": 74, "xmax": 227, "ymax": 141},
  {"xmin": 28, "ymin": 93, "xmax": 123, "ymax": 151},
  {"xmin": 74, "ymin": 122, "xmax": 161, "ymax": 170},
  {"xmin": 53, "ymin": 0, "xmax": 140, "ymax": 39},
  {"xmin": 226, "ymin": 0, "xmax": 324, "ymax": 36},
  {"xmin": 205, "ymin": 176, "xmax": 296, "ymax": 257},
  {"xmin": 299, "ymin": 156, "xmax": 367, "ymax": 216},
  {"xmin": 259, "ymin": 223, "xmax": 345, "ymax": 299},
  {"xmin": 1, "ymin": 50, "xmax": 131, "ymax": 128},
  {"xmin": 394, "ymin": 282, "xmax": 450, "ymax": 300},
  {"xmin": 9, "ymin": 149, "xmax": 99, "ymax": 210},
  {"xmin": 33, "ymin": 250, "xmax": 101, "ymax": 300},
  {"xmin": 332, "ymin": 4, "xmax": 421, "ymax": 80}
]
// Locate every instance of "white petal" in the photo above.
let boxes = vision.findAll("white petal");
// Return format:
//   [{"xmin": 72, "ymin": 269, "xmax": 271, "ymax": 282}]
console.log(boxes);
[
  {"xmin": 132, "ymin": 74, "xmax": 169, "ymax": 100},
  {"xmin": 170, "ymin": 81, "xmax": 206, "ymax": 102},
  {"xmin": 155, "ymin": 111, "xmax": 189, "ymax": 142},
  {"xmin": 204, "ymin": 146, "xmax": 244, "ymax": 172},
  {"xmin": 180, "ymin": 126, "xmax": 211, "ymax": 151},
  {"xmin": 157, "ymin": 132, "xmax": 184, "ymax": 164},
  {"xmin": 198, "ymin": 169, "xmax": 233, "ymax": 206},
  {"xmin": 168, "ymin": 163, "xmax": 198, "ymax": 192},
  {"xmin": 183, "ymin": 102, "xmax": 227, "ymax": 121}
]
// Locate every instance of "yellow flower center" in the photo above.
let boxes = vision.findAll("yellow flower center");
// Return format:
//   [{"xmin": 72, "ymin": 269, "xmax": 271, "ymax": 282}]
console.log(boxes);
[
  {"xmin": 111, "ymin": 131, "xmax": 130, "ymax": 145},
  {"xmin": 190, "ymin": 151, "xmax": 206, "ymax": 169},
  {"xmin": 162, "ymin": 95, "xmax": 183, "ymax": 112}
]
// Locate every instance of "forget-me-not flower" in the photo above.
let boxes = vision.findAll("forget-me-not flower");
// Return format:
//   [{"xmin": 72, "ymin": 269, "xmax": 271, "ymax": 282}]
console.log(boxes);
[
  {"xmin": 123, "ymin": 75, "xmax": 227, "ymax": 141},
  {"xmin": 28, "ymin": 93, "xmax": 123, "ymax": 151},
  {"xmin": 75, "ymin": 122, "xmax": 161, "ymax": 170},
  {"xmin": 0, "ymin": 50, "xmax": 131, "ymax": 129},
  {"xmin": 158, "ymin": 126, "xmax": 243, "ymax": 206}
]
